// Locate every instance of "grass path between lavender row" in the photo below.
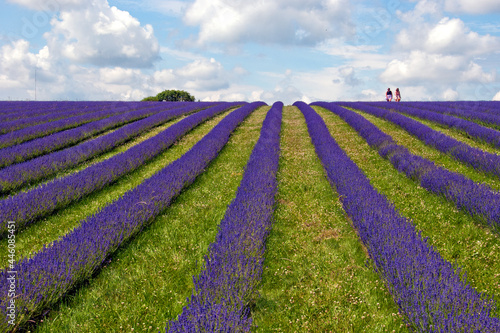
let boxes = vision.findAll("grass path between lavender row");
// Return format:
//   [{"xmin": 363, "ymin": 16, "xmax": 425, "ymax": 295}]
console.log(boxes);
[
  {"xmin": 403, "ymin": 112, "xmax": 500, "ymax": 153},
  {"xmin": 31, "ymin": 106, "xmax": 268, "ymax": 332},
  {"xmin": 49, "ymin": 115, "xmax": 188, "ymax": 185},
  {"xmin": 314, "ymin": 106, "xmax": 500, "ymax": 315},
  {"xmin": 253, "ymin": 106, "xmax": 406, "ymax": 332},
  {"xmin": 0, "ymin": 114, "xmax": 188, "ymax": 200},
  {"xmin": 0, "ymin": 111, "xmax": 217, "ymax": 269},
  {"xmin": 348, "ymin": 108, "xmax": 500, "ymax": 191},
  {"xmin": 7, "ymin": 104, "xmax": 500, "ymax": 332}
]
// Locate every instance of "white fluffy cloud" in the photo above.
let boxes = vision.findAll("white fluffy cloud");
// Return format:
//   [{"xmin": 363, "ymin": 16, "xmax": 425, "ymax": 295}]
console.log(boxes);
[
  {"xmin": 383, "ymin": 2, "xmax": 500, "ymax": 99},
  {"xmin": 444, "ymin": 0, "xmax": 500, "ymax": 14},
  {"xmin": 0, "ymin": 40, "xmax": 37, "ymax": 86},
  {"xmin": 0, "ymin": 0, "xmax": 162, "ymax": 99},
  {"xmin": 7, "ymin": 0, "xmax": 159, "ymax": 68},
  {"xmin": 443, "ymin": 87, "xmax": 459, "ymax": 100},
  {"xmin": 397, "ymin": 17, "xmax": 500, "ymax": 56},
  {"xmin": 154, "ymin": 57, "xmax": 231, "ymax": 91},
  {"xmin": 184, "ymin": 0, "xmax": 353, "ymax": 46},
  {"xmin": 42, "ymin": 0, "xmax": 159, "ymax": 67},
  {"xmin": 0, "ymin": 39, "xmax": 59, "ymax": 96},
  {"xmin": 380, "ymin": 51, "xmax": 495, "ymax": 85},
  {"xmin": 0, "ymin": 36, "xmax": 240, "ymax": 101},
  {"xmin": 7, "ymin": 0, "xmax": 85, "ymax": 11},
  {"xmin": 399, "ymin": 0, "xmax": 500, "ymax": 16}
]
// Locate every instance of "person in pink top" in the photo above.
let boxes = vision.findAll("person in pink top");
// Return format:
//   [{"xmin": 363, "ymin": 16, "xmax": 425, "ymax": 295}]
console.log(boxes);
[{"xmin": 395, "ymin": 88, "xmax": 401, "ymax": 102}]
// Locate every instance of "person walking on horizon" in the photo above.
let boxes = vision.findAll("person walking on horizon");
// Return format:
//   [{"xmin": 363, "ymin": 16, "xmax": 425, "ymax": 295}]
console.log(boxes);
[
  {"xmin": 395, "ymin": 88, "xmax": 401, "ymax": 102},
  {"xmin": 386, "ymin": 88, "xmax": 393, "ymax": 102}
]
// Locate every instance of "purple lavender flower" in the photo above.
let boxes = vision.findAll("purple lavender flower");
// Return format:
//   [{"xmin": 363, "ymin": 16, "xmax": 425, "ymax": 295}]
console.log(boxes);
[
  {"xmin": 297, "ymin": 101, "xmax": 500, "ymax": 332},
  {"xmin": 0, "ymin": 101, "xmax": 265, "ymax": 332},
  {"xmin": 0, "ymin": 102, "xmax": 148, "ymax": 148},
  {"xmin": 0, "ymin": 102, "xmax": 217, "ymax": 193},
  {"xmin": 166, "ymin": 102, "xmax": 282, "ymax": 332},
  {"xmin": 0, "ymin": 102, "xmax": 243, "ymax": 237},
  {"xmin": 0, "ymin": 103, "xmax": 172, "ymax": 167},
  {"xmin": 0, "ymin": 103, "xmax": 113, "ymax": 135},
  {"xmin": 338, "ymin": 102, "xmax": 500, "ymax": 180},
  {"xmin": 373, "ymin": 101, "xmax": 500, "ymax": 146},
  {"xmin": 313, "ymin": 102, "xmax": 500, "ymax": 231}
]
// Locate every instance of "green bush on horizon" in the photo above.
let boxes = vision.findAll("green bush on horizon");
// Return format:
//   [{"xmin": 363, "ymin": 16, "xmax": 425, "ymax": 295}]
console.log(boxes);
[{"xmin": 142, "ymin": 89, "xmax": 195, "ymax": 102}]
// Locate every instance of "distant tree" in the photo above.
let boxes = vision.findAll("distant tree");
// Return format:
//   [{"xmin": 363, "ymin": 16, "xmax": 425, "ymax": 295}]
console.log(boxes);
[
  {"xmin": 157, "ymin": 90, "xmax": 195, "ymax": 102},
  {"xmin": 141, "ymin": 96, "xmax": 158, "ymax": 101},
  {"xmin": 141, "ymin": 89, "xmax": 196, "ymax": 102}
]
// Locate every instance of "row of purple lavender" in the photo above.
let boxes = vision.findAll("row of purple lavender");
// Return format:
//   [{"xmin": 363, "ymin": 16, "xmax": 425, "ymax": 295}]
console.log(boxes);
[
  {"xmin": 339, "ymin": 102, "xmax": 500, "ymax": 181},
  {"xmin": 371, "ymin": 101, "xmax": 500, "ymax": 147},
  {"xmin": 0, "ymin": 101, "xmax": 117, "ymax": 121},
  {"xmin": 375, "ymin": 101, "xmax": 500, "ymax": 129},
  {"xmin": 298, "ymin": 101, "xmax": 500, "ymax": 332},
  {"xmin": 0, "ymin": 101, "xmax": 265, "ymax": 331},
  {"xmin": 0, "ymin": 103, "xmax": 171, "ymax": 167},
  {"xmin": 0, "ymin": 103, "xmax": 114, "ymax": 135},
  {"xmin": 314, "ymin": 102, "xmax": 500, "ymax": 232},
  {"xmin": 0, "ymin": 103, "xmax": 147, "ymax": 148},
  {"xmin": 166, "ymin": 102, "xmax": 282, "ymax": 332},
  {"xmin": 0, "ymin": 102, "xmax": 242, "ymax": 237},
  {"xmin": 404, "ymin": 101, "xmax": 500, "ymax": 116},
  {"xmin": 0, "ymin": 102, "xmax": 216, "ymax": 193}
]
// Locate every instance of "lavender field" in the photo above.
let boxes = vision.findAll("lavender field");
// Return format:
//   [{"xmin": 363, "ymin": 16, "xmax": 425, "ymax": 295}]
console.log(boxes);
[{"xmin": 1, "ymin": 100, "xmax": 500, "ymax": 332}]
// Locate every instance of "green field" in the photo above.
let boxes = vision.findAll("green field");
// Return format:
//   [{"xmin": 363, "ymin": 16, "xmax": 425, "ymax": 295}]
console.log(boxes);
[{"xmin": 3, "ymin": 104, "xmax": 500, "ymax": 332}]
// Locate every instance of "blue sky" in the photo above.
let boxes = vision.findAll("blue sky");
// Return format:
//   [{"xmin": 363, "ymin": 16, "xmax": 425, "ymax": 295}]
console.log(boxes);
[{"xmin": 0, "ymin": 0, "xmax": 499, "ymax": 104}]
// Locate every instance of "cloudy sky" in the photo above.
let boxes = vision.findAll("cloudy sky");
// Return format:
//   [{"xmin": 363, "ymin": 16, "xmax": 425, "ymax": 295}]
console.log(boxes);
[{"xmin": 0, "ymin": 0, "xmax": 499, "ymax": 104}]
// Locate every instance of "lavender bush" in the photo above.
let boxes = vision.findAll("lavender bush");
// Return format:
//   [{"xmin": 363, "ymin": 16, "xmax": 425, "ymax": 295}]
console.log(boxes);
[
  {"xmin": 0, "ymin": 102, "xmax": 216, "ymax": 193},
  {"xmin": 0, "ymin": 101, "xmax": 147, "ymax": 122},
  {"xmin": 0, "ymin": 103, "xmax": 116, "ymax": 135},
  {"xmin": 297, "ymin": 101, "xmax": 500, "ymax": 332},
  {"xmin": 0, "ymin": 102, "xmax": 243, "ymax": 237},
  {"xmin": 371, "ymin": 101, "xmax": 500, "ymax": 147},
  {"xmin": 338, "ymin": 102, "xmax": 500, "ymax": 180},
  {"xmin": 314, "ymin": 102, "xmax": 500, "ymax": 231},
  {"xmin": 166, "ymin": 101, "xmax": 282, "ymax": 332},
  {"xmin": 0, "ymin": 103, "xmax": 170, "ymax": 167},
  {"xmin": 0, "ymin": 101, "xmax": 94, "ymax": 121},
  {"xmin": 403, "ymin": 101, "xmax": 500, "ymax": 116},
  {"xmin": 0, "ymin": 103, "xmax": 147, "ymax": 148},
  {"xmin": 0, "ymin": 101, "xmax": 265, "ymax": 332}
]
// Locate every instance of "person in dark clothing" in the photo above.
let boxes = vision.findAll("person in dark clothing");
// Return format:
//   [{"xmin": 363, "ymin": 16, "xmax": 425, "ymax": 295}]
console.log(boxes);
[{"xmin": 386, "ymin": 88, "xmax": 393, "ymax": 102}]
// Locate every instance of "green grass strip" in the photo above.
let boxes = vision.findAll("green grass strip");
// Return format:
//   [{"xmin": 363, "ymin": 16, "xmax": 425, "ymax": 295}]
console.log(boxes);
[
  {"xmin": 32, "ymin": 106, "xmax": 269, "ymax": 333},
  {"xmin": 2, "ymin": 116, "xmax": 187, "ymax": 199},
  {"xmin": 253, "ymin": 106, "xmax": 407, "ymax": 332},
  {"xmin": 349, "ymin": 108, "xmax": 500, "ymax": 191},
  {"xmin": 390, "ymin": 110, "xmax": 500, "ymax": 155},
  {"xmin": 315, "ymin": 106, "xmax": 500, "ymax": 317}
]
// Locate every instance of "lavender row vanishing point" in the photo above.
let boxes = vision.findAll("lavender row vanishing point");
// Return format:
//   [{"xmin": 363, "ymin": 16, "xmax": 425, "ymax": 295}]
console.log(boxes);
[
  {"xmin": 407, "ymin": 101, "xmax": 500, "ymax": 116},
  {"xmin": 0, "ymin": 101, "xmax": 107, "ymax": 121},
  {"xmin": 314, "ymin": 102, "xmax": 500, "ymax": 232},
  {"xmin": 0, "ymin": 102, "xmax": 217, "ymax": 193},
  {"xmin": 0, "ymin": 102, "xmax": 147, "ymax": 148},
  {"xmin": 297, "ymin": 101, "xmax": 500, "ymax": 332},
  {"xmin": 0, "ymin": 102, "xmax": 243, "ymax": 237},
  {"xmin": 0, "ymin": 102, "xmax": 119, "ymax": 135},
  {"xmin": 0, "ymin": 101, "xmax": 265, "ymax": 332},
  {"xmin": 166, "ymin": 101, "xmax": 282, "ymax": 332},
  {"xmin": 340, "ymin": 102, "xmax": 500, "ymax": 181},
  {"xmin": 372, "ymin": 101, "xmax": 500, "ymax": 147},
  {"xmin": 0, "ymin": 103, "xmax": 168, "ymax": 167}
]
